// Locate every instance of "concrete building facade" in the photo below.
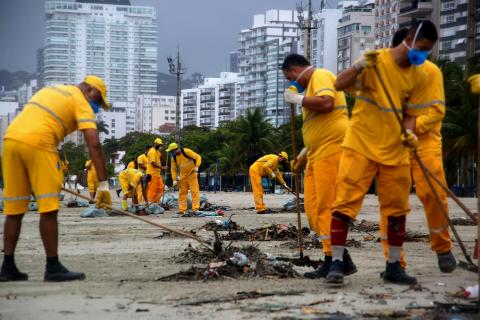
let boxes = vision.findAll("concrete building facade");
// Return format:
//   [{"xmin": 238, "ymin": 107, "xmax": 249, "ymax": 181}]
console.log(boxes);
[{"xmin": 135, "ymin": 95, "xmax": 176, "ymax": 133}]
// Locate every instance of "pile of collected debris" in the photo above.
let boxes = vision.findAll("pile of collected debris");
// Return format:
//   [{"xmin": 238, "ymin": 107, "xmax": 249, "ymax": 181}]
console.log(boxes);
[
  {"xmin": 161, "ymin": 193, "xmax": 230, "ymax": 212},
  {"xmin": 350, "ymin": 219, "xmax": 429, "ymax": 242},
  {"xmin": 451, "ymin": 217, "xmax": 477, "ymax": 226},
  {"xmin": 205, "ymin": 222, "xmax": 311, "ymax": 241},
  {"xmin": 162, "ymin": 243, "xmax": 302, "ymax": 281}
]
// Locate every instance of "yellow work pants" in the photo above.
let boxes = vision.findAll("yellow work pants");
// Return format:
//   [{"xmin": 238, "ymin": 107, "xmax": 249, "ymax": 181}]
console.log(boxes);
[
  {"xmin": 147, "ymin": 175, "xmax": 164, "ymax": 203},
  {"xmin": 304, "ymin": 152, "xmax": 341, "ymax": 256},
  {"xmin": 249, "ymin": 167, "xmax": 267, "ymax": 212},
  {"xmin": 381, "ymin": 153, "xmax": 452, "ymax": 267},
  {"xmin": 137, "ymin": 184, "xmax": 144, "ymax": 203},
  {"xmin": 178, "ymin": 172, "xmax": 200, "ymax": 212},
  {"xmin": 333, "ymin": 148, "xmax": 411, "ymax": 220}
]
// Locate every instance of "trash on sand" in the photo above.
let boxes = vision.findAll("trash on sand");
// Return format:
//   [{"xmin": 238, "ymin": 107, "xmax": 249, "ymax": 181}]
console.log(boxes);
[
  {"xmin": 451, "ymin": 217, "xmax": 477, "ymax": 226},
  {"xmin": 351, "ymin": 219, "xmax": 379, "ymax": 233},
  {"xmin": 146, "ymin": 203, "xmax": 165, "ymax": 215},
  {"xmin": 283, "ymin": 197, "xmax": 305, "ymax": 212},
  {"xmin": 162, "ymin": 244, "xmax": 300, "ymax": 281},
  {"xmin": 464, "ymin": 285, "xmax": 478, "ymax": 299},
  {"xmin": 161, "ymin": 193, "xmax": 229, "ymax": 212},
  {"xmin": 28, "ymin": 202, "xmax": 38, "ymax": 211},
  {"xmin": 218, "ymin": 222, "xmax": 310, "ymax": 241},
  {"xmin": 404, "ymin": 230, "xmax": 429, "ymax": 242},
  {"xmin": 80, "ymin": 208, "xmax": 109, "ymax": 218},
  {"xmin": 65, "ymin": 199, "xmax": 90, "ymax": 208}
]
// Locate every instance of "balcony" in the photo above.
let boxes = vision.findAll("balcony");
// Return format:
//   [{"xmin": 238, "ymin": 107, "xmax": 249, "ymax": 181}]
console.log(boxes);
[{"xmin": 399, "ymin": 1, "xmax": 432, "ymax": 16}]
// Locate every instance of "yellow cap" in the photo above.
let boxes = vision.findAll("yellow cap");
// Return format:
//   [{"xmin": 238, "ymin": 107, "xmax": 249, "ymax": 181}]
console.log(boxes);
[
  {"xmin": 154, "ymin": 138, "xmax": 163, "ymax": 145},
  {"xmin": 83, "ymin": 75, "xmax": 110, "ymax": 109},
  {"xmin": 166, "ymin": 143, "xmax": 179, "ymax": 152},
  {"xmin": 279, "ymin": 151, "xmax": 288, "ymax": 160}
]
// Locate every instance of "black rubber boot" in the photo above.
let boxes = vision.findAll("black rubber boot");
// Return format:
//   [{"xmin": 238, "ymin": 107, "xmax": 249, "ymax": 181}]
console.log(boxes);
[
  {"xmin": 325, "ymin": 260, "xmax": 345, "ymax": 284},
  {"xmin": 437, "ymin": 251, "xmax": 456, "ymax": 273},
  {"xmin": 343, "ymin": 249, "xmax": 357, "ymax": 276},
  {"xmin": 383, "ymin": 261, "xmax": 417, "ymax": 285},
  {"xmin": 44, "ymin": 261, "xmax": 85, "ymax": 282},
  {"xmin": 304, "ymin": 256, "xmax": 332, "ymax": 279},
  {"xmin": 0, "ymin": 261, "xmax": 28, "ymax": 282}
]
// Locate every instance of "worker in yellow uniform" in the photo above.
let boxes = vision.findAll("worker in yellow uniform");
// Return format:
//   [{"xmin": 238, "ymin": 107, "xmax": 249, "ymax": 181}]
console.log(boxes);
[
  {"xmin": 282, "ymin": 53, "xmax": 356, "ymax": 279},
  {"xmin": 147, "ymin": 138, "xmax": 165, "ymax": 203},
  {"xmin": 136, "ymin": 145, "xmax": 150, "ymax": 203},
  {"xmin": 325, "ymin": 21, "xmax": 438, "ymax": 286},
  {"xmin": 127, "ymin": 160, "xmax": 135, "ymax": 169},
  {"xmin": 249, "ymin": 152, "xmax": 290, "ymax": 214},
  {"xmin": 119, "ymin": 168, "xmax": 150, "ymax": 211},
  {"xmin": 85, "ymin": 159, "xmax": 99, "ymax": 203},
  {"xmin": 378, "ymin": 28, "xmax": 456, "ymax": 274},
  {"xmin": 0, "ymin": 75, "xmax": 112, "ymax": 282},
  {"xmin": 166, "ymin": 143, "xmax": 201, "ymax": 215}
]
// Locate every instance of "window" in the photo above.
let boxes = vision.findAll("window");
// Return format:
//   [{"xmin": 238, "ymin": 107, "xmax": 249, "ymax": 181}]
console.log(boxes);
[
  {"xmin": 442, "ymin": 1, "xmax": 454, "ymax": 10},
  {"xmin": 361, "ymin": 26, "xmax": 372, "ymax": 33}
]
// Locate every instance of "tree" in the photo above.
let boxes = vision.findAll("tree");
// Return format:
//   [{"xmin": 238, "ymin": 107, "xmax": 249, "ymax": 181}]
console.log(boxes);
[{"xmin": 97, "ymin": 120, "xmax": 109, "ymax": 135}]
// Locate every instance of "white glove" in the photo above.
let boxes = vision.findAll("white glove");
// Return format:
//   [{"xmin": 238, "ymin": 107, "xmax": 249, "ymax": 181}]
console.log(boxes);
[
  {"xmin": 98, "ymin": 181, "xmax": 109, "ymax": 191},
  {"xmin": 284, "ymin": 89, "xmax": 304, "ymax": 105},
  {"xmin": 194, "ymin": 167, "xmax": 199, "ymax": 172},
  {"xmin": 271, "ymin": 172, "xmax": 276, "ymax": 179},
  {"xmin": 172, "ymin": 180, "xmax": 178, "ymax": 187}
]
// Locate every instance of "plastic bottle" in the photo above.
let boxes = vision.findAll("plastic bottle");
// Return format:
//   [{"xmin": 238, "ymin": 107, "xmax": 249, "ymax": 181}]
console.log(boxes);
[{"xmin": 464, "ymin": 285, "xmax": 478, "ymax": 298}]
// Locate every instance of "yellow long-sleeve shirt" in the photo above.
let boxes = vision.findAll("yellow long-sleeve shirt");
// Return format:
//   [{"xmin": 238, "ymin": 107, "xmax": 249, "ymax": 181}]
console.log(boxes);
[
  {"xmin": 250, "ymin": 154, "xmax": 286, "ymax": 185},
  {"xmin": 146, "ymin": 147, "xmax": 161, "ymax": 177},
  {"xmin": 170, "ymin": 148, "xmax": 201, "ymax": 181},
  {"xmin": 137, "ymin": 153, "xmax": 148, "ymax": 173},
  {"xmin": 412, "ymin": 60, "xmax": 445, "ymax": 156}
]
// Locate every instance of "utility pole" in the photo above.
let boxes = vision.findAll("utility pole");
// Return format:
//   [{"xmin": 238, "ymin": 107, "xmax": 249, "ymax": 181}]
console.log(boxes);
[
  {"xmin": 465, "ymin": 0, "xmax": 476, "ymax": 61},
  {"xmin": 167, "ymin": 46, "xmax": 186, "ymax": 141},
  {"xmin": 296, "ymin": 0, "xmax": 319, "ymax": 62}
]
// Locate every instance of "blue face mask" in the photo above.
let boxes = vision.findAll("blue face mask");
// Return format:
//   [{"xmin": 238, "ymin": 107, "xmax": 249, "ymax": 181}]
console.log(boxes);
[
  {"xmin": 88, "ymin": 98, "xmax": 101, "ymax": 114},
  {"xmin": 402, "ymin": 22, "xmax": 430, "ymax": 66},
  {"xmin": 288, "ymin": 66, "xmax": 313, "ymax": 93},
  {"xmin": 406, "ymin": 48, "xmax": 429, "ymax": 66}
]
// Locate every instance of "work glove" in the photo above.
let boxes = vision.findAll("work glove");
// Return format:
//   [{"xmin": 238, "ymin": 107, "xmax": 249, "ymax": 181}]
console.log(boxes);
[
  {"xmin": 96, "ymin": 181, "xmax": 112, "ymax": 209},
  {"xmin": 284, "ymin": 89, "xmax": 304, "ymax": 105},
  {"xmin": 353, "ymin": 50, "xmax": 379, "ymax": 73},
  {"xmin": 291, "ymin": 147, "xmax": 308, "ymax": 174},
  {"xmin": 270, "ymin": 172, "xmax": 276, "ymax": 179},
  {"xmin": 468, "ymin": 74, "xmax": 480, "ymax": 94},
  {"xmin": 401, "ymin": 129, "xmax": 418, "ymax": 150},
  {"xmin": 283, "ymin": 184, "xmax": 292, "ymax": 193},
  {"xmin": 194, "ymin": 167, "xmax": 199, "ymax": 172}
]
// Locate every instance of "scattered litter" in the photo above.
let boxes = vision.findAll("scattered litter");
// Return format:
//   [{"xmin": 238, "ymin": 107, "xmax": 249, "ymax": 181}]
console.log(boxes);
[
  {"xmin": 217, "ymin": 222, "xmax": 310, "ymax": 241},
  {"xmin": 283, "ymin": 197, "xmax": 305, "ymax": 212},
  {"xmin": 351, "ymin": 219, "xmax": 379, "ymax": 233},
  {"xmin": 451, "ymin": 217, "xmax": 477, "ymax": 226},
  {"xmin": 80, "ymin": 208, "xmax": 109, "ymax": 218},
  {"xmin": 28, "ymin": 202, "xmax": 38, "ymax": 211},
  {"xmin": 161, "ymin": 193, "xmax": 229, "ymax": 212},
  {"xmin": 404, "ymin": 230, "xmax": 429, "ymax": 242},
  {"xmin": 65, "ymin": 199, "xmax": 89, "ymax": 208},
  {"xmin": 146, "ymin": 203, "xmax": 165, "ymax": 215},
  {"xmin": 464, "ymin": 285, "xmax": 478, "ymax": 299},
  {"xmin": 360, "ymin": 310, "xmax": 410, "ymax": 318},
  {"xmin": 162, "ymin": 244, "xmax": 301, "ymax": 281}
]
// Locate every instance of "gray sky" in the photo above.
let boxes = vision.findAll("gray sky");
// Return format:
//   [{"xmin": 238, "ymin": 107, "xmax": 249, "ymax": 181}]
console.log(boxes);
[{"xmin": 0, "ymin": 0, "xmax": 306, "ymax": 77}]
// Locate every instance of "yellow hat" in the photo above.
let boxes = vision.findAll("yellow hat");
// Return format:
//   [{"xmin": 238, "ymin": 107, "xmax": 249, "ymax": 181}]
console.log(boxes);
[
  {"xmin": 166, "ymin": 143, "xmax": 179, "ymax": 152},
  {"xmin": 279, "ymin": 151, "xmax": 288, "ymax": 160},
  {"xmin": 154, "ymin": 138, "xmax": 163, "ymax": 145},
  {"xmin": 83, "ymin": 75, "xmax": 110, "ymax": 109}
]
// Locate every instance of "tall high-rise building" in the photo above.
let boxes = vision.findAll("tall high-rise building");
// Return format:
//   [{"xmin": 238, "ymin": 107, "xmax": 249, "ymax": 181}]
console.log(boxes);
[
  {"xmin": 135, "ymin": 95, "xmax": 176, "ymax": 133},
  {"xmin": 229, "ymin": 52, "xmax": 239, "ymax": 73},
  {"xmin": 337, "ymin": 2, "xmax": 375, "ymax": 73},
  {"xmin": 237, "ymin": 10, "xmax": 299, "ymax": 126},
  {"xmin": 43, "ymin": 0, "xmax": 157, "ymax": 103},
  {"xmin": 439, "ymin": 0, "xmax": 480, "ymax": 67},
  {"xmin": 181, "ymin": 72, "xmax": 239, "ymax": 129},
  {"xmin": 374, "ymin": 0, "xmax": 399, "ymax": 48}
]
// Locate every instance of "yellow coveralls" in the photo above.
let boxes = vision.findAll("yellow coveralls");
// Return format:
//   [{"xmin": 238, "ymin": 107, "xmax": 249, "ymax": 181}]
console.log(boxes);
[
  {"xmin": 249, "ymin": 155, "xmax": 286, "ymax": 212},
  {"xmin": 119, "ymin": 168, "xmax": 143, "ymax": 197},
  {"xmin": 146, "ymin": 147, "xmax": 164, "ymax": 203},
  {"xmin": 380, "ymin": 61, "xmax": 451, "ymax": 267},
  {"xmin": 136, "ymin": 153, "xmax": 148, "ymax": 203},
  {"xmin": 127, "ymin": 161, "xmax": 135, "ymax": 169},
  {"xmin": 85, "ymin": 159, "xmax": 99, "ymax": 193},
  {"xmin": 170, "ymin": 148, "xmax": 201, "ymax": 212},
  {"xmin": 301, "ymin": 69, "xmax": 349, "ymax": 256},
  {"xmin": 2, "ymin": 85, "xmax": 97, "ymax": 214},
  {"xmin": 333, "ymin": 48, "xmax": 430, "ymax": 222}
]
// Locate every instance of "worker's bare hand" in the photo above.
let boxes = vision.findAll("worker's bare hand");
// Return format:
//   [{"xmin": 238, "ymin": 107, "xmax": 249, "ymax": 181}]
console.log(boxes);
[{"xmin": 403, "ymin": 115, "xmax": 416, "ymax": 132}]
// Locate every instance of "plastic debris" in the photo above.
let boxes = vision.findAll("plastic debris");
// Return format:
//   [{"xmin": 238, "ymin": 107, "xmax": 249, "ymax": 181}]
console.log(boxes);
[
  {"xmin": 28, "ymin": 202, "xmax": 38, "ymax": 211},
  {"xmin": 80, "ymin": 208, "xmax": 109, "ymax": 218},
  {"xmin": 283, "ymin": 197, "xmax": 305, "ymax": 212},
  {"xmin": 230, "ymin": 252, "xmax": 248, "ymax": 267},
  {"xmin": 65, "ymin": 199, "xmax": 89, "ymax": 208},
  {"xmin": 146, "ymin": 203, "xmax": 165, "ymax": 215},
  {"xmin": 464, "ymin": 285, "xmax": 478, "ymax": 299},
  {"xmin": 161, "ymin": 193, "xmax": 229, "ymax": 212}
]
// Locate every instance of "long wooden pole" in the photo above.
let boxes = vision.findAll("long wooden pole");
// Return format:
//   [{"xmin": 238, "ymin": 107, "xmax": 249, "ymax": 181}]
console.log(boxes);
[
  {"xmin": 290, "ymin": 103, "xmax": 304, "ymax": 259},
  {"xmin": 62, "ymin": 187, "xmax": 213, "ymax": 250}
]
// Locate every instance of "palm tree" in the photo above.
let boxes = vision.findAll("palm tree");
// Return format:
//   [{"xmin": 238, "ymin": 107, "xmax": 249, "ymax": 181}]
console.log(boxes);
[
  {"xmin": 96, "ymin": 120, "xmax": 109, "ymax": 135},
  {"xmin": 231, "ymin": 108, "xmax": 275, "ymax": 167}
]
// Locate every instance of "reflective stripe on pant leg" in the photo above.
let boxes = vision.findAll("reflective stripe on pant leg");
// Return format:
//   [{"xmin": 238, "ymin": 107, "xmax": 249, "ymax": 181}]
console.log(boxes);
[{"xmin": 412, "ymin": 154, "xmax": 452, "ymax": 253}]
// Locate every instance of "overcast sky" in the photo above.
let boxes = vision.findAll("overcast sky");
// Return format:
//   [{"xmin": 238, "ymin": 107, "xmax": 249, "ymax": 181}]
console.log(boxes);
[{"xmin": 0, "ymin": 0, "xmax": 310, "ymax": 77}]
